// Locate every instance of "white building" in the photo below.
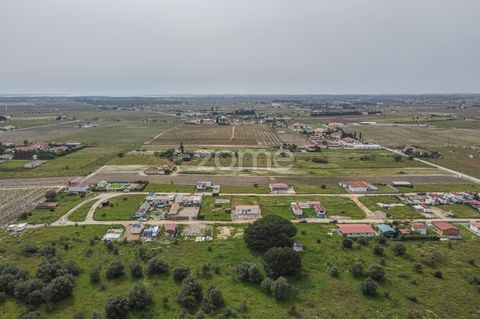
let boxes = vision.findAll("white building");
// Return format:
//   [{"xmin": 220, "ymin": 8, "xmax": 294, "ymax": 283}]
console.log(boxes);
[
  {"xmin": 235, "ymin": 205, "xmax": 261, "ymax": 219},
  {"xmin": 470, "ymin": 221, "xmax": 480, "ymax": 235}
]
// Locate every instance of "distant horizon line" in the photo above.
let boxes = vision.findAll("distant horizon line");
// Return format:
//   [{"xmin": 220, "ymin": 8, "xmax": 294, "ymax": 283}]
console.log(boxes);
[{"xmin": 1, "ymin": 92, "xmax": 480, "ymax": 98}]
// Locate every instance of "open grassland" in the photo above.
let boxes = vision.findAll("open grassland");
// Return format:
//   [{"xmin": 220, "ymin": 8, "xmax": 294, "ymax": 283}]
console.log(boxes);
[
  {"xmin": 293, "ymin": 185, "xmax": 346, "ymax": 194},
  {"xmin": 429, "ymin": 147, "xmax": 480, "ymax": 179},
  {"xmin": 18, "ymin": 193, "xmax": 95, "ymax": 224},
  {"xmin": 67, "ymin": 202, "xmax": 93, "ymax": 222},
  {"xmin": 198, "ymin": 196, "xmax": 233, "ymax": 221},
  {"xmin": 143, "ymin": 184, "xmax": 195, "ymax": 193},
  {"xmin": 5, "ymin": 118, "xmax": 60, "ymax": 128},
  {"xmin": 396, "ymin": 184, "xmax": 480, "ymax": 193},
  {"xmin": 352, "ymin": 125, "xmax": 480, "ymax": 148},
  {"xmin": 93, "ymin": 194, "xmax": 146, "ymax": 221},
  {"xmin": 149, "ymin": 124, "xmax": 280, "ymax": 146},
  {"xmin": 1, "ymin": 224, "xmax": 479, "ymax": 318},
  {"xmin": 359, "ymin": 196, "xmax": 422, "ymax": 219},
  {"xmin": 441, "ymin": 204, "xmax": 480, "ymax": 219}
]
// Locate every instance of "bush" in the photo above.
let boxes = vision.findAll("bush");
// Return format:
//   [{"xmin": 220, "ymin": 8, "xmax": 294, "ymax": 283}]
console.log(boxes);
[
  {"xmin": 25, "ymin": 290, "xmax": 44, "ymax": 307},
  {"xmin": 271, "ymin": 277, "xmax": 296, "ymax": 301},
  {"xmin": 433, "ymin": 271, "xmax": 443, "ymax": 279},
  {"xmin": 361, "ymin": 277, "xmax": 377, "ymax": 296},
  {"xmin": 39, "ymin": 245, "xmax": 56, "ymax": 258},
  {"xmin": 406, "ymin": 295, "xmax": 418, "ymax": 303},
  {"xmin": 128, "ymin": 283, "xmax": 152, "ymax": 311},
  {"xmin": 236, "ymin": 263, "xmax": 264, "ymax": 284},
  {"xmin": 392, "ymin": 243, "xmax": 407, "ymax": 256},
  {"xmin": 264, "ymin": 247, "xmax": 302, "ymax": 279},
  {"xmin": 351, "ymin": 262, "xmax": 364, "ymax": 278},
  {"xmin": 43, "ymin": 275, "xmax": 74, "ymax": 303},
  {"xmin": 178, "ymin": 276, "xmax": 203, "ymax": 309},
  {"xmin": 130, "ymin": 263, "xmax": 143, "ymax": 279},
  {"xmin": 342, "ymin": 238, "xmax": 353, "ymax": 249},
  {"xmin": 367, "ymin": 264, "xmax": 385, "ymax": 282},
  {"xmin": 376, "ymin": 235, "xmax": 387, "ymax": 245},
  {"xmin": 105, "ymin": 295, "xmax": 129, "ymax": 319},
  {"xmin": 90, "ymin": 267, "xmax": 100, "ymax": 283},
  {"xmin": 37, "ymin": 259, "xmax": 65, "ymax": 282},
  {"xmin": 330, "ymin": 267, "xmax": 339, "ymax": 278},
  {"xmin": 146, "ymin": 257, "xmax": 169, "ymax": 276},
  {"xmin": 65, "ymin": 261, "xmax": 81, "ymax": 277},
  {"xmin": 412, "ymin": 262, "xmax": 423, "ymax": 273},
  {"xmin": 372, "ymin": 244, "xmax": 384, "ymax": 256},
  {"xmin": 17, "ymin": 311, "xmax": 47, "ymax": 319},
  {"xmin": 244, "ymin": 215, "xmax": 297, "ymax": 251},
  {"xmin": 358, "ymin": 238, "xmax": 369, "ymax": 246},
  {"xmin": 201, "ymin": 285, "xmax": 225, "ymax": 314},
  {"xmin": 173, "ymin": 266, "xmax": 191, "ymax": 282},
  {"xmin": 260, "ymin": 278, "xmax": 274, "ymax": 294},
  {"xmin": 106, "ymin": 261, "xmax": 125, "ymax": 279},
  {"xmin": 13, "ymin": 279, "xmax": 44, "ymax": 301},
  {"xmin": 20, "ymin": 245, "xmax": 39, "ymax": 257}
]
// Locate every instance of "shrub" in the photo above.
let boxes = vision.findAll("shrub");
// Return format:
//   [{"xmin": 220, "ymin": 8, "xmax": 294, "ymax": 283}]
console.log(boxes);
[
  {"xmin": 342, "ymin": 238, "xmax": 353, "ymax": 249},
  {"xmin": 17, "ymin": 311, "xmax": 47, "ymax": 319},
  {"xmin": 376, "ymin": 235, "xmax": 387, "ymax": 245},
  {"xmin": 106, "ymin": 261, "xmax": 125, "ymax": 279},
  {"xmin": 20, "ymin": 245, "xmax": 39, "ymax": 257},
  {"xmin": 260, "ymin": 278, "xmax": 274, "ymax": 294},
  {"xmin": 351, "ymin": 262, "xmax": 364, "ymax": 278},
  {"xmin": 173, "ymin": 266, "xmax": 191, "ymax": 282},
  {"xmin": 236, "ymin": 263, "xmax": 264, "ymax": 284},
  {"xmin": 13, "ymin": 278, "xmax": 44, "ymax": 301},
  {"xmin": 406, "ymin": 295, "xmax": 418, "ymax": 303},
  {"xmin": 90, "ymin": 267, "xmax": 100, "ymax": 283},
  {"xmin": 201, "ymin": 285, "xmax": 225, "ymax": 314},
  {"xmin": 37, "ymin": 259, "xmax": 65, "ymax": 282},
  {"xmin": 264, "ymin": 247, "xmax": 302, "ymax": 279},
  {"xmin": 271, "ymin": 277, "xmax": 296, "ymax": 301},
  {"xmin": 244, "ymin": 215, "xmax": 297, "ymax": 251},
  {"xmin": 147, "ymin": 257, "xmax": 169, "ymax": 276},
  {"xmin": 25, "ymin": 290, "xmax": 44, "ymax": 307},
  {"xmin": 412, "ymin": 262, "xmax": 423, "ymax": 273},
  {"xmin": 358, "ymin": 238, "xmax": 369, "ymax": 246},
  {"xmin": 392, "ymin": 243, "xmax": 407, "ymax": 256},
  {"xmin": 39, "ymin": 245, "xmax": 56, "ymax": 258},
  {"xmin": 65, "ymin": 261, "xmax": 81, "ymax": 277},
  {"xmin": 330, "ymin": 267, "xmax": 339, "ymax": 278},
  {"xmin": 128, "ymin": 283, "xmax": 152, "ymax": 310},
  {"xmin": 433, "ymin": 271, "xmax": 443, "ymax": 279},
  {"xmin": 43, "ymin": 275, "xmax": 74, "ymax": 303},
  {"xmin": 367, "ymin": 264, "xmax": 385, "ymax": 282},
  {"xmin": 130, "ymin": 263, "xmax": 143, "ymax": 279},
  {"xmin": 372, "ymin": 244, "xmax": 384, "ymax": 256},
  {"xmin": 361, "ymin": 277, "xmax": 377, "ymax": 296},
  {"xmin": 178, "ymin": 276, "xmax": 203, "ymax": 309},
  {"xmin": 105, "ymin": 295, "xmax": 129, "ymax": 319}
]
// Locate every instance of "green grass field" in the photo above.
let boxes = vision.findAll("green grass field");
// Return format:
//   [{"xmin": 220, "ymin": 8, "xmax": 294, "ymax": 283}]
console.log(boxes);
[
  {"xmin": 144, "ymin": 184, "xmax": 195, "ymax": 193},
  {"xmin": 442, "ymin": 204, "xmax": 480, "ymax": 219},
  {"xmin": 359, "ymin": 195, "xmax": 422, "ymax": 219},
  {"xmin": 198, "ymin": 196, "xmax": 233, "ymax": 221},
  {"xmin": 18, "ymin": 193, "xmax": 94, "ymax": 224},
  {"xmin": 397, "ymin": 184, "xmax": 480, "ymax": 193},
  {"xmin": 0, "ymin": 160, "xmax": 29, "ymax": 170},
  {"xmin": 67, "ymin": 202, "xmax": 94, "ymax": 222},
  {"xmin": 93, "ymin": 194, "xmax": 146, "ymax": 221},
  {"xmin": 1, "ymin": 224, "xmax": 480, "ymax": 318}
]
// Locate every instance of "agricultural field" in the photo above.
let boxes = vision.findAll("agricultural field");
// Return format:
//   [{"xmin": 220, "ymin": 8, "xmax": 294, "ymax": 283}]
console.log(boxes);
[
  {"xmin": 93, "ymin": 194, "xmax": 146, "ymax": 221},
  {"xmin": 143, "ymin": 184, "xmax": 195, "ymax": 193},
  {"xmin": 0, "ymin": 188, "xmax": 48, "ymax": 225},
  {"xmin": 1, "ymin": 224, "xmax": 480, "ymax": 318},
  {"xmin": 276, "ymin": 128, "xmax": 313, "ymax": 146},
  {"xmin": 149, "ymin": 124, "xmax": 280, "ymax": 147},
  {"xmin": 395, "ymin": 184, "xmax": 480, "ymax": 193},
  {"xmin": 359, "ymin": 196, "xmax": 422, "ymax": 220},
  {"xmin": 429, "ymin": 146, "xmax": 480, "ymax": 179}
]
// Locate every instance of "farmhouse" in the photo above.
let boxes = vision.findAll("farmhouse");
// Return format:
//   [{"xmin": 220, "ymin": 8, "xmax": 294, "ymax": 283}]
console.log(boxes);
[
  {"xmin": 269, "ymin": 183, "xmax": 290, "ymax": 194},
  {"xmin": 290, "ymin": 202, "xmax": 303, "ymax": 217},
  {"xmin": 16, "ymin": 142, "xmax": 49, "ymax": 152},
  {"xmin": 36, "ymin": 202, "xmax": 59, "ymax": 210},
  {"xmin": 337, "ymin": 224, "xmax": 375, "ymax": 238},
  {"xmin": 165, "ymin": 224, "xmax": 177, "ymax": 237},
  {"xmin": 68, "ymin": 182, "xmax": 90, "ymax": 194},
  {"xmin": 376, "ymin": 224, "xmax": 396, "ymax": 238},
  {"xmin": 196, "ymin": 181, "xmax": 212, "ymax": 191},
  {"xmin": 411, "ymin": 223, "xmax": 428, "ymax": 235},
  {"xmin": 432, "ymin": 221, "xmax": 460, "ymax": 236},
  {"xmin": 339, "ymin": 181, "xmax": 377, "ymax": 193},
  {"xmin": 234, "ymin": 205, "xmax": 261, "ymax": 219},
  {"xmin": 469, "ymin": 221, "xmax": 480, "ymax": 235},
  {"xmin": 313, "ymin": 203, "xmax": 327, "ymax": 218}
]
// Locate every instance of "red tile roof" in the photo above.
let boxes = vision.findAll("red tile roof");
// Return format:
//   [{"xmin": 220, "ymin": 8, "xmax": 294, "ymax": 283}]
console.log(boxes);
[
  {"xmin": 432, "ymin": 221, "xmax": 459, "ymax": 232},
  {"xmin": 411, "ymin": 223, "xmax": 427, "ymax": 229},
  {"xmin": 337, "ymin": 224, "xmax": 375, "ymax": 234},
  {"xmin": 347, "ymin": 181, "xmax": 370, "ymax": 188}
]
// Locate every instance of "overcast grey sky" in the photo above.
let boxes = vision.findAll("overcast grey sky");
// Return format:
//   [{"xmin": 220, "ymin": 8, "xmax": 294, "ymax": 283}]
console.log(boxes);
[{"xmin": 1, "ymin": 0, "xmax": 479, "ymax": 95}]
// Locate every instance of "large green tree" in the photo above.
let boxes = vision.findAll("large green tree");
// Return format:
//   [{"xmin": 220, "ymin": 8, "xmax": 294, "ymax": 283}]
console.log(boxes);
[{"xmin": 244, "ymin": 215, "xmax": 297, "ymax": 251}]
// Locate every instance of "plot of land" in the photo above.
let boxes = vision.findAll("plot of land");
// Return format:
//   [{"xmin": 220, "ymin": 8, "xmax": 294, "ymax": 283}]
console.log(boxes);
[
  {"xmin": 359, "ymin": 195, "xmax": 422, "ymax": 219},
  {"xmin": 149, "ymin": 124, "xmax": 280, "ymax": 146},
  {"xmin": 441, "ymin": 204, "xmax": 480, "ymax": 219},
  {"xmin": 93, "ymin": 194, "xmax": 146, "ymax": 221}
]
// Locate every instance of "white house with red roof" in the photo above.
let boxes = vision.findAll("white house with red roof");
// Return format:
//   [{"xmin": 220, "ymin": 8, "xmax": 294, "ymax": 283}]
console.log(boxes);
[
  {"xmin": 469, "ymin": 221, "xmax": 480, "ymax": 235},
  {"xmin": 337, "ymin": 224, "xmax": 375, "ymax": 238},
  {"xmin": 290, "ymin": 202, "xmax": 303, "ymax": 217},
  {"xmin": 269, "ymin": 183, "xmax": 292, "ymax": 194}
]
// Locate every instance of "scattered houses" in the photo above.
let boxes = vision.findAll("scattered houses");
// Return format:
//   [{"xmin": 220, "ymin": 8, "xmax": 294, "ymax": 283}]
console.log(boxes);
[{"xmin": 337, "ymin": 224, "xmax": 375, "ymax": 238}]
